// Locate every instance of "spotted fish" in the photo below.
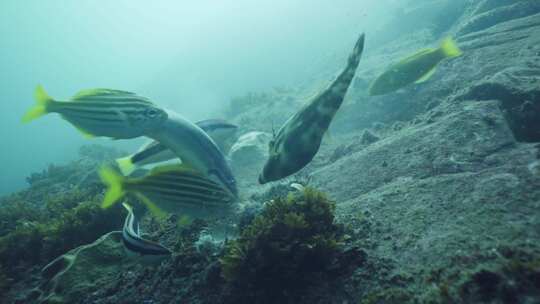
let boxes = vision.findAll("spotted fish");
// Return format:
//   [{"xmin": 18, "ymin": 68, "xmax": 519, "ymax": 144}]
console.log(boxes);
[{"xmin": 259, "ymin": 33, "xmax": 365, "ymax": 184}]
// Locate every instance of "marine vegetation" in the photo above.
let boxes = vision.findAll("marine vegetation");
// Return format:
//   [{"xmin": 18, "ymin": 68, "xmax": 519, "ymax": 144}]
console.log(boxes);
[
  {"xmin": 220, "ymin": 187, "xmax": 345, "ymax": 302},
  {"xmin": 0, "ymin": 192, "xmax": 123, "ymax": 293},
  {"xmin": 0, "ymin": 147, "xmax": 125, "ymax": 294}
]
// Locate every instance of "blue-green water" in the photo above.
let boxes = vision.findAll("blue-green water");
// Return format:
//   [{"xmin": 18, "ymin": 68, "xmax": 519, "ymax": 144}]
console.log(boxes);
[{"xmin": 0, "ymin": 0, "xmax": 390, "ymax": 195}]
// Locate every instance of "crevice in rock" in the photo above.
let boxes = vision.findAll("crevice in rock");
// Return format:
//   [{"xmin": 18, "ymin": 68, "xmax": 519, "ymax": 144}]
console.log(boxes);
[{"xmin": 460, "ymin": 82, "xmax": 540, "ymax": 143}]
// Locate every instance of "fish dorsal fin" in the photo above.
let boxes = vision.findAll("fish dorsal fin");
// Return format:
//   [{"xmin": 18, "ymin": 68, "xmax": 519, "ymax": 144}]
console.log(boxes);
[
  {"xmin": 415, "ymin": 67, "xmax": 437, "ymax": 84},
  {"xmin": 399, "ymin": 48, "xmax": 434, "ymax": 65},
  {"xmin": 71, "ymin": 88, "xmax": 146, "ymax": 101}
]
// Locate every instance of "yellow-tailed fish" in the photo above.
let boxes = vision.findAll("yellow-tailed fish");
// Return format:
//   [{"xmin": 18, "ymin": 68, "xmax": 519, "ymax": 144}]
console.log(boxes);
[
  {"xmin": 100, "ymin": 164, "xmax": 233, "ymax": 219},
  {"xmin": 22, "ymin": 86, "xmax": 167, "ymax": 139},
  {"xmin": 369, "ymin": 37, "xmax": 462, "ymax": 96}
]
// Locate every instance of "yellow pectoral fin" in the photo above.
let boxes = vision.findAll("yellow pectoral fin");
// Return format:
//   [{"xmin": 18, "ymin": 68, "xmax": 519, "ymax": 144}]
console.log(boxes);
[
  {"xmin": 74, "ymin": 125, "xmax": 96, "ymax": 138},
  {"xmin": 135, "ymin": 193, "xmax": 167, "ymax": 220},
  {"xmin": 415, "ymin": 67, "xmax": 437, "ymax": 84},
  {"xmin": 116, "ymin": 156, "xmax": 136, "ymax": 176},
  {"xmin": 177, "ymin": 215, "xmax": 192, "ymax": 227}
]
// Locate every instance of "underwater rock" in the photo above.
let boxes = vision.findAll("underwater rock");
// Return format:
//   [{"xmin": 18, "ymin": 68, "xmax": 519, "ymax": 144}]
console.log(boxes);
[
  {"xmin": 228, "ymin": 131, "xmax": 272, "ymax": 188},
  {"xmin": 31, "ymin": 231, "xmax": 130, "ymax": 304},
  {"xmin": 458, "ymin": 0, "xmax": 540, "ymax": 36},
  {"xmin": 360, "ymin": 129, "xmax": 380, "ymax": 145}
]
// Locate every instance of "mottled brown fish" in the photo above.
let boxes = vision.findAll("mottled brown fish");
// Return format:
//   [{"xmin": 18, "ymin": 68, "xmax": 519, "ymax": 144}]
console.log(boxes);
[{"xmin": 259, "ymin": 33, "xmax": 365, "ymax": 184}]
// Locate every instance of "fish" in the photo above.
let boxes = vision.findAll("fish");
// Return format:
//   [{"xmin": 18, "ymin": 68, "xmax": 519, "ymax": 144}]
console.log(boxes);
[
  {"xmin": 368, "ymin": 37, "xmax": 462, "ymax": 96},
  {"xmin": 146, "ymin": 110, "xmax": 238, "ymax": 198},
  {"xmin": 116, "ymin": 119, "xmax": 238, "ymax": 176},
  {"xmin": 258, "ymin": 33, "xmax": 365, "ymax": 184},
  {"xmin": 99, "ymin": 164, "xmax": 233, "ymax": 218},
  {"xmin": 22, "ymin": 86, "xmax": 168, "ymax": 139},
  {"xmin": 121, "ymin": 202, "xmax": 172, "ymax": 260}
]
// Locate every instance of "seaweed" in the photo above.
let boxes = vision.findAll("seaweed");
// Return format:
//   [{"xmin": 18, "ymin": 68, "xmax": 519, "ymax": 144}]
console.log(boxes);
[{"xmin": 220, "ymin": 187, "xmax": 345, "ymax": 302}]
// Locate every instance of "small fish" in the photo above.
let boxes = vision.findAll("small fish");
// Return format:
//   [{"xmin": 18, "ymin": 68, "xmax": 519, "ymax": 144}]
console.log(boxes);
[
  {"xmin": 100, "ymin": 165, "xmax": 233, "ymax": 218},
  {"xmin": 146, "ymin": 110, "xmax": 238, "ymax": 198},
  {"xmin": 121, "ymin": 202, "xmax": 171, "ymax": 260},
  {"xmin": 22, "ymin": 86, "xmax": 168, "ymax": 139},
  {"xmin": 369, "ymin": 37, "xmax": 462, "ymax": 96},
  {"xmin": 258, "ymin": 33, "xmax": 365, "ymax": 184},
  {"xmin": 116, "ymin": 119, "xmax": 238, "ymax": 176}
]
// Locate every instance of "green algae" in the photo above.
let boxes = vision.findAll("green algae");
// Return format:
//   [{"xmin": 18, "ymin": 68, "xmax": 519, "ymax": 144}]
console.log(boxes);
[{"xmin": 220, "ymin": 187, "xmax": 344, "ymax": 301}]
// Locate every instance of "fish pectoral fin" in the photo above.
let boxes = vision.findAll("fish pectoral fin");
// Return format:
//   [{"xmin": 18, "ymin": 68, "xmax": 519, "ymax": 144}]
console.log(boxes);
[
  {"xmin": 177, "ymin": 215, "xmax": 192, "ymax": 227},
  {"xmin": 116, "ymin": 156, "xmax": 136, "ymax": 176},
  {"xmin": 74, "ymin": 125, "xmax": 96, "ymax": 138},
  {"xmin": 134, "ymin": 193, "xmax": 167, "ymax": 220},
  {"xmin": 415, "ymin": 67, "xmax": 437, "ymax": 84}
]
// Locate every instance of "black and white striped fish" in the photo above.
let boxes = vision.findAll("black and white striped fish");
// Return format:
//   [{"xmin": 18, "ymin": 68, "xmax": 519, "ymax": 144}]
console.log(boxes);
[
  {"xmin": 22, "ymin": 86, "xmax": 168, "ymax": 139},
  {"xmin": 121, "ymin": 203, "xmax": 171, "ymax": 259},
  {"xmin": 116, "ymin": 119, "xmax": 238, "ymax": 175}
]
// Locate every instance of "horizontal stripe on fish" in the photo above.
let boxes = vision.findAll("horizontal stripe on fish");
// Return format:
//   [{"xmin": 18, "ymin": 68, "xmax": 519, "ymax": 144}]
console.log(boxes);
[
  {"xmin": 139, "ymin": 191, "xmax": 229, "ymax": 207},
  {"xmin": 60, "ymin": 111, "xmax": 125, "ymax": 123},
  {"xmin": 135, "ymin": 180, "xmax": 228, "ymax": 196},
  {"xmin": 147, "ymin": 173, "xmax": 226, "ymax": 190},
  {"xmin": 56, "ymin": 100, "xmax": 151, "ymax": 110},
  {"xmin": 73, "ymin": 97, "xmax": 153, "ymax": 104},
  {"xmin": 134, "ymin": 185, "xmax": 228, "ymax": 202}
]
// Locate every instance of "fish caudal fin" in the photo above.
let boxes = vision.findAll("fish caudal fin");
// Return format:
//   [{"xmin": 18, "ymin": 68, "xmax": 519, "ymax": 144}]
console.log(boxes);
[
  {"xmin": 99, "ymin": 166, "xmax": 126, "ymax": 209},
  {"xmin": 22, "ymin": 85, "xmax": 53, "ymax": 123},
  {"xmin": 116, "ymin": 156, "xmax": 136, "ymax": 176},
  {"xmin": 439, "ymin": 37, "xmax": 462, "ymax": 58}
]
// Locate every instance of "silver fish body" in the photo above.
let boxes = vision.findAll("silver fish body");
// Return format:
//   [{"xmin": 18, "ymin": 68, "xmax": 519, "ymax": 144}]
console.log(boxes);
[
  {"xmin": 147, "ymin": 110, "xmax": 238, "ymax": 198},
  {"xmin": 118, "ymin": 119, "xmax": 238, "ymax": 174}
]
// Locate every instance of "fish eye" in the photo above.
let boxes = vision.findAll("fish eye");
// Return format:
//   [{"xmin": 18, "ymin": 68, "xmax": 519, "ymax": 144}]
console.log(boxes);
[{"xmin": 146, "ymin": 108, "xmax": 159, "ymax": 117}]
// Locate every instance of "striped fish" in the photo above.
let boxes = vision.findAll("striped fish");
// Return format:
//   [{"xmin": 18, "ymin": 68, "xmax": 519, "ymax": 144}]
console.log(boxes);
[
  {"xmin": 121, "ymin": 203, "xmax": 171, "ymax": 259},
  {"xmin": 22, "ymin": 86, "xmax": 168, "ymax": 139},
  {"xmin": 100, "ymin": 164, "xmax": 233, "ymax": 218},
  {"xmin": 259, "ymin": 33, "xmax": 365, "ymax": 184},
  {"xmin": 116, "ymin": 119, "xmax": 238, "ymax": 175}
]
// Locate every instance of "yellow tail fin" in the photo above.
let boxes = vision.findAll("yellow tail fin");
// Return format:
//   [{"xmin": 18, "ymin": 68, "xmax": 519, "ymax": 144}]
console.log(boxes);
[
  {"xmin": 99, "ymin": 166, "xmax": 126, "ymax": 209},
  {"xmin": 439, "ymin": 37, "xmax": 462, "ymax": 58},
  {"xmin": 22, "ymin": 85, "xmax": 54, "ymax": 123},
  {"xmin": 116, "ymin": 156, "xmax": 136, "ymax": 176}
]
